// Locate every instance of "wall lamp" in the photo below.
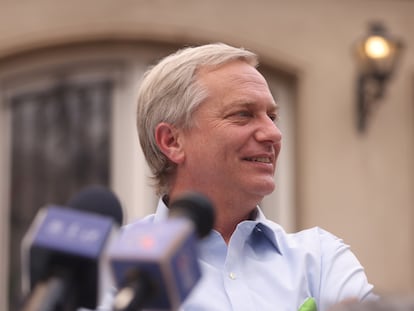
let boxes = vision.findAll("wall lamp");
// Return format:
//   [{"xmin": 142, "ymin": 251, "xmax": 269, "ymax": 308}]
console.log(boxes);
[{"xmin": 354, "ymin": 22, "xmax": 404, "ymax": 132}]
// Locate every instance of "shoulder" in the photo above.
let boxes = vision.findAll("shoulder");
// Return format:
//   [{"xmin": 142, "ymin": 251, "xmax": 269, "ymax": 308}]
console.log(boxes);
[
  {"xmin": 279, "ymin": 226, "xmax": 342, "ymax": 247},
  {"xmin": 257, "ymin": 208, "xmax": 342, "ymax": 253},
  {"xmin": 121, "ymin": 213, "xmax": 156, "ymax": 233},
  {"xmin": 271, "ymin": 224, "xmax": 346, "ymax": 259},
  {"xmin": 121, "ymin": 197, "xmax": 168, "ymax": 232}
]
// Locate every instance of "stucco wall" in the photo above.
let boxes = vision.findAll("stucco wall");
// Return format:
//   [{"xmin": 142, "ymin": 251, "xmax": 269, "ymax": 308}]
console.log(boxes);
[{"xmin": 1, "ymin": 0, "xmax": 413, "ymax": 300}]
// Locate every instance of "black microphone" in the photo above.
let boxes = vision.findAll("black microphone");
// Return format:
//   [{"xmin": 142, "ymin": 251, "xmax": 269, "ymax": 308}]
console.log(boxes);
[
  {"xmin": 20, "ymin": 185, "xmax": 123, "ymax": 311},
  {"xmin": 67, "ymin": 185, "xmax": 123, "ymax": 227},
  {"xmin": 108, "ymin": 192, "xmax": 215, "ymax": 311}
]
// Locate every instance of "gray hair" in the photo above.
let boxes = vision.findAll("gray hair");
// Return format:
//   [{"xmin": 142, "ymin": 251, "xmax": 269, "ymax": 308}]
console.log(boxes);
[{"xmin": 136, "ymin": 43, "xmax": 258, "ymax": 195}]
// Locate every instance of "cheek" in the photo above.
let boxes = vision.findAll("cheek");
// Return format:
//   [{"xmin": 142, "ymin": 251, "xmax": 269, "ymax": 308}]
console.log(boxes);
[
  {"xmin": 184, "ymin": 124, "xmax": 249, "ymax": 160},
  {"xmin": 192, "ymin": 140, "xmax": 226, "ymax": 166}
]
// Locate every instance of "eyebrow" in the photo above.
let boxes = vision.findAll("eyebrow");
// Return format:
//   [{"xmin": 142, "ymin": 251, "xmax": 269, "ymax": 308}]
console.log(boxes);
[{"xmin": 228, "ymin": 100, "xmax": 279, "ymax": 112}]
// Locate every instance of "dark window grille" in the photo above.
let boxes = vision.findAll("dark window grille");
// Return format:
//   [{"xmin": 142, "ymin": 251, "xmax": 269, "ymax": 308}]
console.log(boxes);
[{"xmin": 8, "ymin": 80, "xmax": 113, "ymax": 310}]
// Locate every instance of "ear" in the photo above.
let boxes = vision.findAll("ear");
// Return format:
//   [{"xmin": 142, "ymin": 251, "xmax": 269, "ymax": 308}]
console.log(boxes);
[{"xmin": 155, "ymin": 122, "xmax": 185, "ymax": 164}]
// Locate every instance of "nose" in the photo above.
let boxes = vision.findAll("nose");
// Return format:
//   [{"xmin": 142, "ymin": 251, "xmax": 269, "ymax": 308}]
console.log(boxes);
[{"xmin": 255, "ymin": 116, "xmax": 282, "ymax": 145}]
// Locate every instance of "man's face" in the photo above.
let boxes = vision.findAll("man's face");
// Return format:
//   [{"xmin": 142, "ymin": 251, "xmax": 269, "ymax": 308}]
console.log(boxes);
[{"xmin": 179, "ymin": 60, "xmax": 282, "ymax": 202}]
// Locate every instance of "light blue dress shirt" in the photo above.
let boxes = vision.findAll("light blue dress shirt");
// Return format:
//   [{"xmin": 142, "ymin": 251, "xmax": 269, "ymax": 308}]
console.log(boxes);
[{"xmin": 121, "ymin": 198, "xmax": 376, "ymax": 311}]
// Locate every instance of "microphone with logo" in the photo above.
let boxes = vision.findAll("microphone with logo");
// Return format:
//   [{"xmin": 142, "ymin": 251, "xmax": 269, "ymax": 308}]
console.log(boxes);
[
  {"xmin": 108, "ymin": 192, "xmax": 215, "ymax": 311},
  {"xmin": 20, "ymin": 185, "xmax": 123, "ymax": 311}
]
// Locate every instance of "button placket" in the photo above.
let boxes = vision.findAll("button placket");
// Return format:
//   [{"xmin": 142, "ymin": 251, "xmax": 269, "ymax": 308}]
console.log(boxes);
[{"xmin": 222, "ymin": 224, "xmax": 256, "ymax": 310}]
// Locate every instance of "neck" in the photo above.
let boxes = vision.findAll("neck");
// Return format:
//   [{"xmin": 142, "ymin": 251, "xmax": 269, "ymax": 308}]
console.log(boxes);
[
  {"xmin": 214, "ymin": 207, "xmax": 258, "ymax": 243},
  {"xmin": 168, "ymin": 187, "xmax": 260, "ymax": 244}
]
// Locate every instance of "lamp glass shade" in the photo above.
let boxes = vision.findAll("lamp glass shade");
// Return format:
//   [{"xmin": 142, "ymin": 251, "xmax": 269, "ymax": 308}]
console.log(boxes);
[
  {"xmin": 355, "ymin": 25, "xmax": 403, "ymax": 79},
  {"xmin": 364, "ymin": 36, "xmax": 391, "ymax": 59}
]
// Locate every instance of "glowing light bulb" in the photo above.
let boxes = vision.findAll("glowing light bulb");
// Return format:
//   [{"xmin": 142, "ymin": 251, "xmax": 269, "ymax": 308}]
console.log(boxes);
[{"xmin": 364, "ymin": 36, "xmax": 390, "ymax": 59}]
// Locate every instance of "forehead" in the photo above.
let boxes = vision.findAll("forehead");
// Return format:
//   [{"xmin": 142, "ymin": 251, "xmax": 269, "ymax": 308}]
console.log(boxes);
[{"xmin": 197, "ymin": 60, "xmax": 277, "ymax": 109}]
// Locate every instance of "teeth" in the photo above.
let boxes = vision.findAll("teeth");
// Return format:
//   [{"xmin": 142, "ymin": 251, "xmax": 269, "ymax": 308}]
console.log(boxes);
[{"xmin": 247, "ymin": 157, "xmax": 271, "ymax": 163}]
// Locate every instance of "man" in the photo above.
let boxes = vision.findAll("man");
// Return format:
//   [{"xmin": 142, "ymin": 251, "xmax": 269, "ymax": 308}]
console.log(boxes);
[{"xmin": 127, "ymin": 43, "xmax": 376, "ymax": 310}]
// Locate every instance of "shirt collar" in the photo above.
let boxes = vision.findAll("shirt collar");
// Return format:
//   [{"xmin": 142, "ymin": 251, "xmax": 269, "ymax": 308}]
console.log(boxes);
[
  {"xmin": 242, "ymin": 207, "xmax": 282, "ymax": 254},
  {"xmin": 153, "ymin": 197, "xmax": 283, "ymax": 254},
  {"xmin": 153, "ymin": 196, "xmax": 170, "ymax": 222}
]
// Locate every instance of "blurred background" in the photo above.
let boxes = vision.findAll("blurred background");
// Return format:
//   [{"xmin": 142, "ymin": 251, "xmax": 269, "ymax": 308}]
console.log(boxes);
[{"xmin": 0, "ymin": 0, "xmax": 413, "ymax": 310}]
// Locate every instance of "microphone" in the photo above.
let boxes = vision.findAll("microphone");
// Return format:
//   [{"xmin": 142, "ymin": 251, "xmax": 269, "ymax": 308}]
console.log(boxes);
[
  {"xmin": 20, "ymin": 185, "xmax": 123, "ymax": 311},
  {"xmin": 108, "ymin": 192, "xmax": 215, "ymax": 311},
  {"xmin": 67, "ymin": 185, "xmax": 123, "ymax": 227}
]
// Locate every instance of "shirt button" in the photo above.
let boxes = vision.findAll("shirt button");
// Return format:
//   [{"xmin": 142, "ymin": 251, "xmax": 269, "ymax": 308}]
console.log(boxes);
[{"xmin": 229, "ymin": 272, "xmax": 237, "ymax": 280}]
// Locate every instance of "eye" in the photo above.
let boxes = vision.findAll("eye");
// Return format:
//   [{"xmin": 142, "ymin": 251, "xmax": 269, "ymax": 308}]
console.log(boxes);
[
  {"xmin": 268, "ymin": 112, "xmax": 279, "ymax": 123},
  {"xmin": 224, "ymin": 110, "xmax": 253, "ymax": 125},
  {"xmin": 226, "ymin": 110, "xmax": 252, "ymax": 119},
  {"xmin": 235, "ymin": 110, "xmax": 252, "ymax": 117}
]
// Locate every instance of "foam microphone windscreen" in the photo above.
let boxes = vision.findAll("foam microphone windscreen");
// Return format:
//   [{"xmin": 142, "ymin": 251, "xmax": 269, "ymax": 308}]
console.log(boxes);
[
  {"xmin": 21, "ymin": 185, "xmax": 123, "ymax": 310},
  {"xmin": 169, "ymin": 192, "xmax": 215, "ymax": 238},
  {"xmin": 109, "ymin": 192, "xmax": 215, "ymax": 311},
  {"xmin": 67, "ymin": 185, "xmax": 124, "ymax": 226}
]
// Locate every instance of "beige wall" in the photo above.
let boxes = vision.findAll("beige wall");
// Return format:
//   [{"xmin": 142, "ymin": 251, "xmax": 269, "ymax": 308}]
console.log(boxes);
[{"xmin": 1, "ymin": 0, "xmax": 413, "ymax": 301}]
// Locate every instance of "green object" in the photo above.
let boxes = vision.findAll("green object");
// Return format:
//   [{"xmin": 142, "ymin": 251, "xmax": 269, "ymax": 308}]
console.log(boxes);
[{"xmin": 298, "ymin": 297, "xmax": 317, "ymax": 311}]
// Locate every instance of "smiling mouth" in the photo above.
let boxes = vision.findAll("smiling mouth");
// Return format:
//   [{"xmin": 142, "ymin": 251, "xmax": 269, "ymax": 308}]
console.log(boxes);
[{"xmin": 244, "ymin": 157, "xmax": 272, "ymax": 163}]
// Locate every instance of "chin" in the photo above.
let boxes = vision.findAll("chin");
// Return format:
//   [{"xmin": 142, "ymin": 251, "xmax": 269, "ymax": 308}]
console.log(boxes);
[{"xmin": 250, "ymin": 182, "xmax": 275, "ymax": 197}]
